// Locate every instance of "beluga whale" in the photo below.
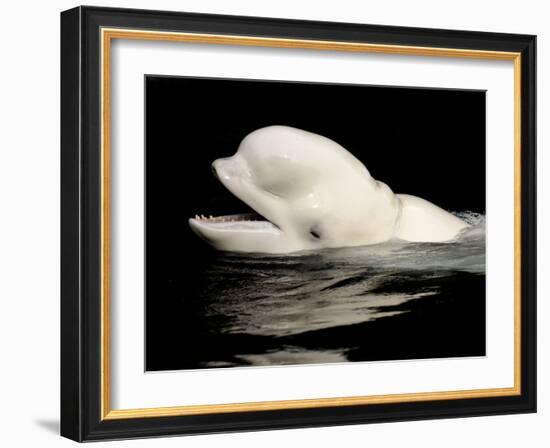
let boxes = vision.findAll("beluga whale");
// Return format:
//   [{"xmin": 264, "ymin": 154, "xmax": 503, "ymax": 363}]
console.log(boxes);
[{"xmin": 189, "ymin": 126, "xmax": 469, "ymax": 254}]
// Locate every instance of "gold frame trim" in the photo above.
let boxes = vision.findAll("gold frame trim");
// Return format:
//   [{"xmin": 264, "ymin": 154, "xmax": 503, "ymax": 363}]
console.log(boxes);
[{"xmin": 100, "ymin": 28, "xmax": 522, "ymax": 421}]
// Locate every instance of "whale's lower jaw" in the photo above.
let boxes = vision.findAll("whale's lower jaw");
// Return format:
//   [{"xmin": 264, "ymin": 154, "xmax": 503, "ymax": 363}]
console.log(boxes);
[{"xmin": 188, "ymin": 216, "xmax": 299, "ymax": 254}]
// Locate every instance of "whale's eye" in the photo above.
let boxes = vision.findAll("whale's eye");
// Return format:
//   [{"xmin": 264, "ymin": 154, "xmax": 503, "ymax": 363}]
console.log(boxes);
[{"xmin": 309, "ymin": 228, "xmax": 321, "ymax": 239}]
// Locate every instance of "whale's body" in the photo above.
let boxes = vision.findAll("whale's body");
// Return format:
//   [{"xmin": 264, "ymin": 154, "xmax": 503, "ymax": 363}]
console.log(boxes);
[{"xmin": 189, "ymin": 126, "xmax": 469, "ymax": 254}]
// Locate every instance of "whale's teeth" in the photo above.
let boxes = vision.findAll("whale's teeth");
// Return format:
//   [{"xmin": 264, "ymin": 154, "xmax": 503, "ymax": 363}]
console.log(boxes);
[{"xmin": 192, "ymin": 213, "xmax": 268, "ymax": 223}]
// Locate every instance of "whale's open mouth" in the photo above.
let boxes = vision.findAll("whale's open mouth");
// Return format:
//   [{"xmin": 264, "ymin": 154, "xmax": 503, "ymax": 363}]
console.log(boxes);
[
  {"xmin": 188, "ymin": 154, "xmax": 289, "ymax": 253},
  {"xmin": 189, "ymin": 165, "xmax": 280, "ymax": 234},
  {"xmin": 190, "ymin": 212, "xmax": 278, "ymax": 231}
]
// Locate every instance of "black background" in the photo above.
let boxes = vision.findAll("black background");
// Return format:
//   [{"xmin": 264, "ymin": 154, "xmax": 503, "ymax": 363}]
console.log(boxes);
[{"xmin": 145, "ymin": 76, "xmax": 486, "ymax": 370}]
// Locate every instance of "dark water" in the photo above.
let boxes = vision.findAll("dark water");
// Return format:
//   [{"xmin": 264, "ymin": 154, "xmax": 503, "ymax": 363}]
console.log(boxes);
[{"xmin": 146, "ymin": 212, "xmax": 485, "ymax": 371}]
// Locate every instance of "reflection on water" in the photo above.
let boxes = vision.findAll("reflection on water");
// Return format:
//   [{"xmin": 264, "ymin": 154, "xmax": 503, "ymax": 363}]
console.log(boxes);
[{"xmin": 149, "ymin": 212, "xmax": 486, "ymax": 370}]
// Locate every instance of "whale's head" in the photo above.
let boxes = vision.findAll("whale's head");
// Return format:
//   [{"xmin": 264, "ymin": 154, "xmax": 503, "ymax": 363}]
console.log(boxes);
[{"xmin": 189, "ymin": 126, "xmax": 400, "ymax": 254}]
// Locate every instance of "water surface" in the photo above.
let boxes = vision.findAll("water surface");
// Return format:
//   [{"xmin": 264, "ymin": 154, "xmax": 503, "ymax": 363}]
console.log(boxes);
[{"xmin": 146, "ymin": 212, "xmax": 485, "ymax": 370}]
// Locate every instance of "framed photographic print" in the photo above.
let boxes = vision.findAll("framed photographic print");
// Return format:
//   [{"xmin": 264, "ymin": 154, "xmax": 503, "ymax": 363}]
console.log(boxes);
[{"xmin": 60, "ymin": 6, "xmax": 536, "ymax": 442}]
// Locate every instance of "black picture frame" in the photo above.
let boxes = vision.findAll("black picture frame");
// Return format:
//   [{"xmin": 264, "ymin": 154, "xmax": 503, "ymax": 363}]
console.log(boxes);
[{"xmin": 61, "ymin": 5, "xmax": 536, "ymax": 442}]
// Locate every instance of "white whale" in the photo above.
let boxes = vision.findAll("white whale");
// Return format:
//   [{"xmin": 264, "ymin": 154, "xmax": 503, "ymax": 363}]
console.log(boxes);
[{"xmin": 189, "ymin": 126, "xmax": 469, "ymax": 254}]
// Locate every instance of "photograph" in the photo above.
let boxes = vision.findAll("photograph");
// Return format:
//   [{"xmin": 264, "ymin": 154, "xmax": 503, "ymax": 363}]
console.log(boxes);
[
  {"xmin": 58, "ymin": 5, "xmax": 537, "ymax": 442},
  {"xmin": 145, "ymin": 76, "xmax": 487, "ymax": 371}
]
